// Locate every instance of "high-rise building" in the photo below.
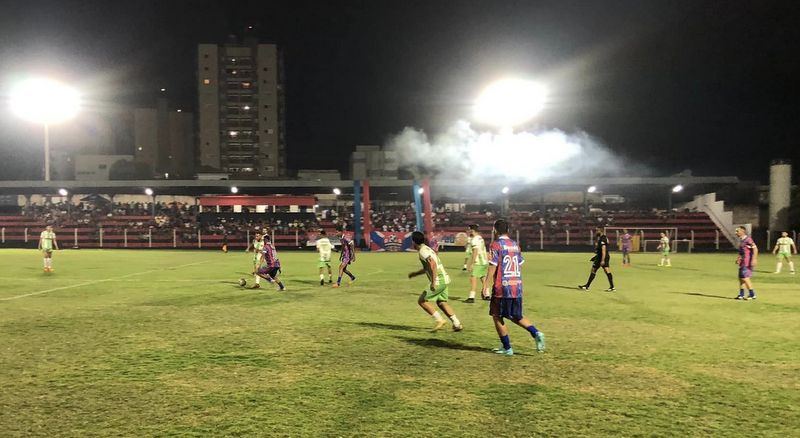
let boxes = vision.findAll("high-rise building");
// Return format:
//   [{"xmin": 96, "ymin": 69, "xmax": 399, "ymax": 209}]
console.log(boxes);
[
  {"xmin": 198, "ymin": 39, "xmax": 287, "ymax": 178},
  {"xmin": 134, "ymin": 98, "xmax": 195, "ymax": 179}
]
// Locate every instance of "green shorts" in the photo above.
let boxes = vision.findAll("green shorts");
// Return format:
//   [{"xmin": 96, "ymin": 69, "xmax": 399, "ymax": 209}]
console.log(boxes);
[
  {"xmin": 471, "ymin": 264, "xmax": 488, "ymax": 278},
  {"xmin": 318, "ymin": 259, "xmax": 331, "ymax": 268},
  {"xmin": 778, "ymin": 251, "xmax": 791, "ymax": 259},
  {"xmin": 661, "ymin": 249, "xmax": 670, "ymax": 256},
  {"xmin": 422, "ymin": 278, "xmax": 449, "ymax": 302}
]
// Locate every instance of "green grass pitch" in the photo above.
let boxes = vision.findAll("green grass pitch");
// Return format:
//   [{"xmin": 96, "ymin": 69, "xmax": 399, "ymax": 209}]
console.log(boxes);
[{"xmin": 1, "ymin": 249, "xmax": 798, "ymax": 437}]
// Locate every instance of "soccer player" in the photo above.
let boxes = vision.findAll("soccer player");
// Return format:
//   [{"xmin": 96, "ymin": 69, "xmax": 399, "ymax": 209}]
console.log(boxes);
[
  {"xmin": 247, "ymin": 232, "xmax": 265, "ymax": 273},
  {"xmin": 579, "ymin": 227, "xmax": 615, "ymax": 292},
  {"xmin": 657, "ymin": 232, "xmax": 671, "ymax": 267},
  {"xmin": 408, "ymin": 231, "xmax": 463, "ymax": 331},
  {"xmin": 254, "ymin": 236, "xmax": 286, "ymax": 291},
  {"xmin": 332, "ymin": 227, "xmax": 356, "ymax": 288},
  {"xmin": 316, "ymin": 230, "xmax": 334, "ymax": 285},
  {"xmin": 621, "ymin": 229, "xmax": 632, "ymax": 266},
  {"xmin": 481, "ymin": 219, "xmax": 544, "ymax": 355},
  {"xmin": 735, "ymin": 226, "xmax": 758, "ymax": 300},
  {"xmin": 38, "ymin": 225, "xmax": 58, "ymax": 272},
  {"xmin": 464, "ymin": 224, "xmax": 489, "ymax": 303},
  {"xmin": 772, "ymin": 231, "xmax": 797, "ymax": 274}
]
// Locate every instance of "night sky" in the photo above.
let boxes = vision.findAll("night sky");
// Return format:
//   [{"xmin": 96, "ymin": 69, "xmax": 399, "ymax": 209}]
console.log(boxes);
[{"xmin": 0, "ymin": 0, "xmax": 798, "ymax": 181}]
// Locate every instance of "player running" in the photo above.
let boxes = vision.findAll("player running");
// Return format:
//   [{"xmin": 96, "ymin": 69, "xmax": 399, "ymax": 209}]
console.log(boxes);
[
  {"xmin": 332, "ymin": 226, "xmax": 356, "ymax": 288},
  {"xmin": 481, "ymin": 219, "xmax": 545, "ymax": 355},
  {"xmin": 735, "ymin": 226, "xmax": 758, "ymax": 300},
  {"xmin": 464, "ymin": 224, "xmax": 489, "ymax": 303},
  {"xmin": 38, "ymin": 225, "xmax": 59, "ymax": 272},
  {"xmin": 408, "ymin": 231, "xmax": 463, "ymax": 331},
  {"xmin": 657, "ymin": 232, "xmax": 672, "ymax": 266},
  {"xmin": 772, "ymin": 231, "xmax": 797, "ymax": 274},
  {"xmin": 247, "ymin": 232, "xmax": 265, "ymax": 273},
  {"xmin": 254, "ymin": 235, "xmax": 286, "ymax": 291},
  {"xmin": 316, "ymin": 230, "xmax": 334, "ymax": 285},
  {"xmin": 579, "ymin": 227, "xmax": 616, "ymax": 292},
  {"xmin": 621, "ymin": 229, "xmax": 632, "ymax": 266}
]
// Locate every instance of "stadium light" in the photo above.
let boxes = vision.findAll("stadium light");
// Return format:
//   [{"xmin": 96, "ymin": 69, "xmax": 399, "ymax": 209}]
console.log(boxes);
[
  {"xmin": 58, "ymin": 188, "xmax": 68, "ymax": 197},
  {"xmin": 230, "ymin": 186, "xmax": 239, "ymax": 194},
  {"xmin": 672, "ymin": 184, "xmax": 684, "ymax": 193},
  {"xmin": 418, "ymin": 187, "xmax": 425, "ymax": 195},
  {"xmin": 333, "ymin": 188, "xmax": 341, "ymax": 195},
  {"xmin": 144, "ymin": 188, "xmax": 154, "ymax": 196},
  {"xmin": 474, "ymin": 78, "xmax": 547, "ymax": 128},
  {"xmin": 587, "ymin": 186, "xmax": 597, "ymax": 193},
  {"xmin": 501, "ymin": 186, "xmax": 510, "ymax": 195},
  {"xmin": 10, "ymin": 78, "xmax": 81, "ymax": 181}
]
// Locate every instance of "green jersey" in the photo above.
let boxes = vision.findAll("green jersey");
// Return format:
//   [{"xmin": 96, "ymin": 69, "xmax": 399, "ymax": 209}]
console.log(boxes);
[
  {"xmin": 418, "ymin": 244, "xmax": 450, "ymax": 285},
  {"xmin": 316, "ymin": 237, "xmax": 333, "ymax": 262},
  {"xmin": 659, "ymin": 236, "xmax": 670, "ymax": 252},
  {"xmin": 776, "ymin": 237, "xmax": 794, "ymax": 254},
  {"xmin": 470, "ymin": 235, "xmax": 488, "ymax": 266},
  {"xmin": 40, "ymin": 230, "xmax": 56, "ymax": 251},
  {"xmin": 252, "ymin": 240, "xmax": 264, "ymax": 261}
]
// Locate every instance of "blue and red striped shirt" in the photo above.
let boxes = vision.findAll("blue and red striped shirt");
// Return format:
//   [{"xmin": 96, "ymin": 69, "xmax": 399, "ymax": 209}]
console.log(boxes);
[
  {"xmin": 261, "ymin": 242, "xmax": 281, "ymax": 268},
  {"xmin": 489, "ymin": 236, "xmax": 525, "ymax": 298},
  {"xmin": 340, "ymin": 236, "xmax": 353, "ymax": 261},
  {"xmin": 738, "ymin": 236, "xmax": 755, "ymax": 268}
]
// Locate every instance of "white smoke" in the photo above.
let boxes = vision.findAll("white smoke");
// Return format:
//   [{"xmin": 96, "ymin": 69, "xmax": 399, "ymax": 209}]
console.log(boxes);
[{"xmin": 387, "ymin": 120, "xmax": 624, "ymax": 183}]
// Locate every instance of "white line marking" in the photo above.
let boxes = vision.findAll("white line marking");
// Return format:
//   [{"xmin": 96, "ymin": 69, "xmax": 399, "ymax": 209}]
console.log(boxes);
[{"xmin": 0, "ymin": 261, "xmax": 210, "ymax": 301}]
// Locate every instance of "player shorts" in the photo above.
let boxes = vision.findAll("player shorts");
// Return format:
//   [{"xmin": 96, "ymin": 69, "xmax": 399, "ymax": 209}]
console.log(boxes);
[
  {"xmin": 661, "ymin": 249, "xmax": 670, "ymax": 257},
  {"xmin": 258, "ymin": 266, "xmax": 280, "ymax": 278},
  {"xmin": 489, "ymin": 296, "xmax": 524, "ymax": 320},
  {"xmin": 318, "ymin": 259, "xmax": 331, "ymax": 268},
  {"xmin": 41, "ymin": 248, "xmax": 53, "ymax": 254},
  {"xmin": 592, "ymin": 256, "xmax": 610, "ymax": 269},
  {"xmin": 622, "ymin": 247, "xmax": 630, "ymax": 255},
  {"xmin": 421, "ymin": 281, "xmax": 449, "ymax": 302},
  {"xmin": 738, "ymin": 266, "xmax": 752, "ymax": 279},
  {"xmin": 340, "ymin": 257, "xmax": 352, "ymax": 266},
  {"xmin": 778, "ymin": 251, "xmax": 791, "ymax": 259},
  {"xmin": 471, "ymin": 264, "xmax": 488, "ymax": 278}
]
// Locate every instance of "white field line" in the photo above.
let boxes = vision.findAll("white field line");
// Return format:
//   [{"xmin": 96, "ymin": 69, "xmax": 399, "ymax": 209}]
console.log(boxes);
[{"xmin": 0, "ymin": 261, "xmax": 210, "ymax": 301}]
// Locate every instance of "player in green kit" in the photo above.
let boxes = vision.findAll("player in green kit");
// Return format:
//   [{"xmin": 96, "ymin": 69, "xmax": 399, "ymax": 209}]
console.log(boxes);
[
  {"xmin": 657, "ymin": 232, "xmax": 671, "ymax": 267},
  {"xmin": 408, "ymin": 231, "xmax": 463, "ymax": 331},
  {"xmin": 247, "ymin": 232, "xmax": 265, "ymax": 273},
  {"xmin": 772, "ymin": 231, "xmax": 797, "ymax": 274},
  {"xmin": 316, "ymin": 230, "xmax": 334, "ymax": 285},
  {"xmin": 464, "ymin": 224, "xmax": 489, "ymax": 303},
  {"xmin": 38, "ymin": 225, "xmax": 59, "ymax": 272},
  {"xmin": 462, "ymin": 236, "xmax": 472, "ymax": 271}
]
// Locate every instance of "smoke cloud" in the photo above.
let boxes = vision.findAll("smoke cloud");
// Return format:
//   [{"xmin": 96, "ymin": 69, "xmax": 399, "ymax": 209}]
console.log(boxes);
[{"xmin": 387, "ymin": 120, "xmax": 625, "ymax": 183}]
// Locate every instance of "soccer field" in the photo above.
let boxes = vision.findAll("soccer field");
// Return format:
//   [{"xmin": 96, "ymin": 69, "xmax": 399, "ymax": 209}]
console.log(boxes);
[{"xmin": 1, "ymin": 249, "xmax": 798, "ymax": 437}]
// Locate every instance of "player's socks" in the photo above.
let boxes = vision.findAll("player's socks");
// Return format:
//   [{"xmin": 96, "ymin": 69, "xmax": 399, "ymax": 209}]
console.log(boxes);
[
  {"xmin": 790, "ymin": 261, "xmax": 796, "ymax": 273},
  {"xmin": 255, "ymin": 275, "xmax": 260, "ymax": 285},
  {"xmin": 337, "ymin": 276, "xmax": 342, "ymax": 285},
  {"xmin": 432, "ymin": 311, "xmax": 444, "ymax": 322},
  {"xmin": 526, "ymin": 325, "xmax": 539, "ymax": 337},
  {"xmin": 776, "ymin": 262, "xmax": 783, "ymax": 273},
  {"xmin": 748, "ymin": 289, "xmax": 756, "ymax": 300},
  {"xmin": 606, "ymin": 272, "xmax": 614, "ymax": 289},
  {"xmin": 500, "ymin": 335, "xmax": 511, "ymax": 350},
  {"xmin": 736, "ymin": 288, "xmax": 745, "ymax": 299},
  {"xmin": 277, "ymin": 281, "xmax": 285, "ymax": 291},
  {"xmin": 585, "ymin": 273, "xmax": 596, "ymax": 287},
  {"xmin": 449, "ymin": 314, "xmax": 461, "ymax": 327},
  {"xmin": 468, "ymin": 291, "xmax": 476, "ymax": 299}
]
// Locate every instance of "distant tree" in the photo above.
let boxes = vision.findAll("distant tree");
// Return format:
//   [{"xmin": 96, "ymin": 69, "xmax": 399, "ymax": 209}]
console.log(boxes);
[{"xmin": 109, "ymin": 159, "xmax": 152, "ymax": 180}]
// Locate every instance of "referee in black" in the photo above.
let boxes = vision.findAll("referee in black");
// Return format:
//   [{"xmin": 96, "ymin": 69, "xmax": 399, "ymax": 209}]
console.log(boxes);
[{"xmin": 579, "ymin": 227, "xmax": 616, "ymax": 291}]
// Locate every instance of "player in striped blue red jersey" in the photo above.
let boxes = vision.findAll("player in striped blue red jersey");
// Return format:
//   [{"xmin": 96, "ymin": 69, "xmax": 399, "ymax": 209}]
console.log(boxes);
[
  {"xmin": 253, "ymin": 234, "xmax": 286, "ymax": 291},
  {"xmin": 735, "ymin": 226, "xmax": 758, "ymax": 300},
  {"xmin": 482, "ymin": 219, "xmax": 545, "ymax": 355},
  {"xmin": 333, "ymin": 226, "xmax": 357, "ymax": 288}
]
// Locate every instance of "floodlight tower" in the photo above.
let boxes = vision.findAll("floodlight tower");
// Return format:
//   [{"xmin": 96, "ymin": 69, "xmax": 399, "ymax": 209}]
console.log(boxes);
[
  {"xmin": 474, "ymin": 78, "xmax": 547, "ymax": 131},
  {"xmin": 10, "ymin": 78, "xmax": 81, "ymax": 181}
]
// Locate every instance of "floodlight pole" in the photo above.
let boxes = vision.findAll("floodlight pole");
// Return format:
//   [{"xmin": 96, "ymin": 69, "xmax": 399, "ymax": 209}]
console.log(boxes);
[{"xmin": 44, "ymin": 124, "xmax": 50, "ymax": 181}]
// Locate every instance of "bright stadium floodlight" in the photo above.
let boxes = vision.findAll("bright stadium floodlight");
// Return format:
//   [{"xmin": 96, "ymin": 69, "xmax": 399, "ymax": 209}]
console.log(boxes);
[
  {"xmin": 333, "ymin": 188, "xmax": 341, "ymax": 195},
  {"xmin": 672, "ymin": 184, "xmax": 684, "ymax": 193},
  {"xmin": 418, "ymin": 187, "xmax": 425, "ymax": 195},
  {"xmin": 230, "ymin": 186, "xmax": 239, "ymax": 194},
  {"xmin": 10, "ymin": 78, "xmax": 81, "ymax": 181},
  {"xmin": 501, "ymin": 186, "xmax": 510, "ymax": 195},
  {"xmin": 58, "ymin": 188, "xmax": 68, "ymax": 197},
  {"xmin": 587, "ymin": 186, "xmax": 597, "ymax": 193},
  {"xmin": 474, "ymin": 78, "xmax": 547, "ymax": 129},
  {"xmin": 144, "ymin": 188, "xmax": 154, "ymax": 196}
]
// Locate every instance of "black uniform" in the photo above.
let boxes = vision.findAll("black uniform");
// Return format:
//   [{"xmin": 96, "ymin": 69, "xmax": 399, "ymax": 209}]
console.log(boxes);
[{"xmin": 591, "ymin": 234, "xmax": 610, "ymax": 268}]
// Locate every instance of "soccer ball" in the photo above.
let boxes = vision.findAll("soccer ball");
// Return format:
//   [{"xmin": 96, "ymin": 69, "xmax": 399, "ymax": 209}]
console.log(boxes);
[{"xmin": 238, "ymin": 278, "xmax": 247, "ymax": 287}]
